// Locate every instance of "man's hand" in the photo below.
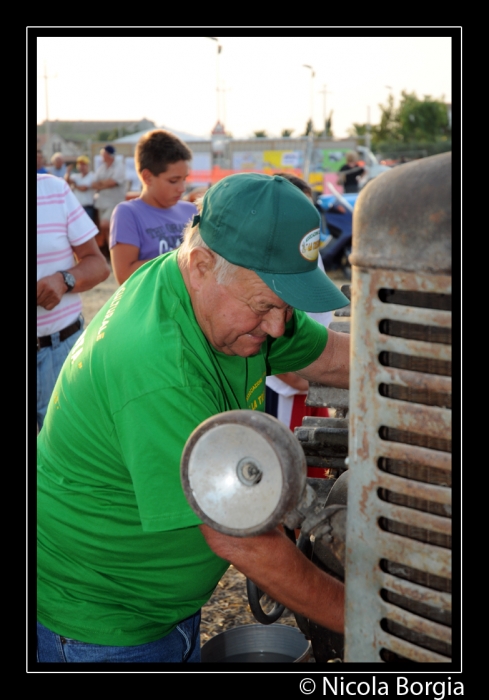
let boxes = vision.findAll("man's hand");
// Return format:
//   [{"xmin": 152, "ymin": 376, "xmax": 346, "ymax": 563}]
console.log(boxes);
[
  {"xmin": 37, "ymin": 239, "xmax": 110, "ymax": 311},
  {"xmin": 37, "ymin": 272, "xmax": 67, "ymax": 310}
]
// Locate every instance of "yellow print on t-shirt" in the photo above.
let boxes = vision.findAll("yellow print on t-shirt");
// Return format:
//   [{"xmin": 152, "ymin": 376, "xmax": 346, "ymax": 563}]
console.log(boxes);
[
  {"xmin": 246, "ymin": 371, "xmax": 266, "ymax": 410},
  {"xmin": 69, "ymin": 331, "xmax": 85, "ymax": 366},
  {"xmin": 96, "ymin": 285, "xmax": 126, "ymax": 341},
  {"xmin": 248, "ymin": 389, "xmax": 265, "ymax": 411}
]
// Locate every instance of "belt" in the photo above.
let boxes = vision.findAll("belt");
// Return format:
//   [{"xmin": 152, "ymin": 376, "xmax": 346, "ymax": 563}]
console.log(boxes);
[{"xmin": 37, "ymin": 319, "xmax": 81, "ymax": 351}]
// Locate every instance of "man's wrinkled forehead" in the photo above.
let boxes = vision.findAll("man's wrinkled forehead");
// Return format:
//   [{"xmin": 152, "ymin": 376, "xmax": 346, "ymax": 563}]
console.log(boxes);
[{"xmin": 223, "ymin": 265, "xmax": 290, "ymax": 309}]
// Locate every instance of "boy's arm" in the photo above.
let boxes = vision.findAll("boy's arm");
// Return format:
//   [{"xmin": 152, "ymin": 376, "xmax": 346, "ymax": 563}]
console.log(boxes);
[{"xmin": 110, "ymin": 243, "xmax": 150, "ymax": 285}]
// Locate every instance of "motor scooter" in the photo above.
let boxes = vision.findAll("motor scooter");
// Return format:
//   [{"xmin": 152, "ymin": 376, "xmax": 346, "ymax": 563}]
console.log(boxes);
[{"xmin": 316, "ymin": 185, "xmax": 357, "ymax": 280}]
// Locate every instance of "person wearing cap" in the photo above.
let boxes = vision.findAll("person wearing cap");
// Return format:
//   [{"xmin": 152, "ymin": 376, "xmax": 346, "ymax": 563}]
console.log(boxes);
[
  {"xmin": 92, "ymin": 145, "xmax": 127, "ymax": 253},
  {"xmin": 65, "ymin": 155, "xmax": 97, "ymax": 222},
  {"xmin": 37, "ymin": 173, "xmax": 350, "ymax": 663},
  {"xmin": 37, "ymin": 149, "xmax": 48, "ymax": 174}
]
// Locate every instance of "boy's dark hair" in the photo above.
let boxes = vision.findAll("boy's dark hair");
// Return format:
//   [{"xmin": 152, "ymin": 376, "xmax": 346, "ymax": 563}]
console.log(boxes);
[
  {"xmin": 275, "ymin": 171, "xmax": 313, "ymax": 198},
  {"xmin": 135, "ymin": 129, "xmax": 193, "ymax": 176}
]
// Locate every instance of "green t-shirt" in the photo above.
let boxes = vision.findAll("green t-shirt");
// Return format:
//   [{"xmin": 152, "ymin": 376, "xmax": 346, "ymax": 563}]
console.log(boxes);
[{"xmin": 37, "ymin": 250, "xmax": 328, "ymax": 645}]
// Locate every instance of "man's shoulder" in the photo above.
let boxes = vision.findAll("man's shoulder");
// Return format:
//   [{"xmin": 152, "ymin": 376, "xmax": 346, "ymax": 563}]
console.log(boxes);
[
  {"xmin": 177, "ymin": 200, "xmax": 198, "ymax": 213},
  {"xmin": 173, "ymin": 200, "xmax": 198, "ymax": 219},
  {"xmin": 113, "ymin": 198, "xmax": 140, "ymax": 216},
  {"xmin": 37, "ymin": 173, "xmax": 69, "ymax": 195}
]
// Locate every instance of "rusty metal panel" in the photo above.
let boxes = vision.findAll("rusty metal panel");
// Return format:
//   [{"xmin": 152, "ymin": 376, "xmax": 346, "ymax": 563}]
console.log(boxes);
[
  {"xmin": 381, "ymin": 573, "xmax": 452, "ymax": 612},
  {"xmin": 375, "ymin": 397, "xmax": 451, "ymax": 439},
  {"xmin": 329, "ymin": 321, "xmax": 351, "ymax": 333},
  {"xmin": 306, "ymin": 386, "xmax": 350, "ymax": 411},
  {"xmin": 349, "ymin": 152, "xmax": 451, "ymax": 274},
  {"xmin": 344, "ymin": 153, "xmax": 452, "ymax": 663},
  {"xmin": 374, "ymin": 440, "xmax": 451, "ymax": 472},
  {"xmin": 375, "ymin": 632, "xmax": 451, "ymax": 662}
]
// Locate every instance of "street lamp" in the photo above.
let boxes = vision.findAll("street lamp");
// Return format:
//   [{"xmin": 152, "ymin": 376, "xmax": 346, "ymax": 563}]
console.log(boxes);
[{"xmin": 302, "ymin": 64, "xmax": 315, "ymax": 133}]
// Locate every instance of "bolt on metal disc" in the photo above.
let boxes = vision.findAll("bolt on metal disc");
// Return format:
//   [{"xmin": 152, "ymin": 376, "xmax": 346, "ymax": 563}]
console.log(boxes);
[{"xmin": 181, "ymin": 410, "xmax": 307, "ymax": 537}]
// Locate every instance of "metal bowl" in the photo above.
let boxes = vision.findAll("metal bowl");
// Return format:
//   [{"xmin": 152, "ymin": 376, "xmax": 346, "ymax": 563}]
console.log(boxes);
[{"xmin": 201, "ymin": 623, "xmax": 312, "ymax": 663}]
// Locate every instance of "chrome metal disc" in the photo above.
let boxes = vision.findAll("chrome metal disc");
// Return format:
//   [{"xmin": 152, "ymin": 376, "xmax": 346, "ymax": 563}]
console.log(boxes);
[{"xmin": 181, "ymin": 410, "xmax": 306, "ymax": 536}]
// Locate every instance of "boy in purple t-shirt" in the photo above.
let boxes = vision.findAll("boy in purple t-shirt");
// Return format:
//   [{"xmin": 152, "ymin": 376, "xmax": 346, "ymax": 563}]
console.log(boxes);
[{"xmin": 109, "ymin": 130, "xmax": 198, "ymax": 285}]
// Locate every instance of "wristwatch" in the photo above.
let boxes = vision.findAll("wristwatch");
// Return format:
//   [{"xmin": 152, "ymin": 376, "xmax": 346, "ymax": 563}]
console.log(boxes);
[{"xmin": 60, "ymin": 270, "xmax": 76, "ymax": 292}]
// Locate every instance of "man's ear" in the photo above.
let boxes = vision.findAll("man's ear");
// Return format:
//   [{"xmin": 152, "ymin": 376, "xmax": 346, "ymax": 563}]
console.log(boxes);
[{"xmin": 187, "ymin": 247, "xmax": 216, "ymax": 290}]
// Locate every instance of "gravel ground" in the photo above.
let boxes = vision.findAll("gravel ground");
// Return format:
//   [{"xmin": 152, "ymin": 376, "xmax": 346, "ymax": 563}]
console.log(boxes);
[{"xmin": 199, "ymin": 565, "xmax": 299, "ymax": 647}]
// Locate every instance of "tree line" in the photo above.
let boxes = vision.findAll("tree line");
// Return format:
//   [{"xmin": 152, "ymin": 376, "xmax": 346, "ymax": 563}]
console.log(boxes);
[{"xmin": 252, "ymin": 90, "xmax": 451, "ymax": 159}]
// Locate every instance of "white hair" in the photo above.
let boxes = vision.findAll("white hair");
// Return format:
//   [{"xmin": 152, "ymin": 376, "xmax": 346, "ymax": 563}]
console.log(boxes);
[{"xmin": 178, "ymin": 200, "xmax": 239, "ymax": 285}]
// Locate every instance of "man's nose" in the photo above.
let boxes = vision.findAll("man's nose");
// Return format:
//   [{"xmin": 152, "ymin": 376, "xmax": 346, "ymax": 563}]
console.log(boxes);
[{"xmin": 261, "ymin": 308, "xmax": 287, "ymax": 338}]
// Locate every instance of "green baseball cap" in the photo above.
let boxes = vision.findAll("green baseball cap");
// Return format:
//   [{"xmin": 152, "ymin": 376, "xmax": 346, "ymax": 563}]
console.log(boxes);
[{"xmin": 193, "ymin": 172, "xmax": 350, "ymax": 312}]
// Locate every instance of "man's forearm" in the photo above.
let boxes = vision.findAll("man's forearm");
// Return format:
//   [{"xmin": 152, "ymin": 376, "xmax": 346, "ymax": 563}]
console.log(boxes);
[
  {"xmin": 275, "ymin": 372, "xmax": 309, "ymax": 392},
  {"xmin": 297, "ymin": 328, "xmax": 350, "ymax": 389},
  {"xmin": 200, "ymin": 524, "xmax": 345, "ymax": 634},
  {"xmin": 93, "ymin": 178, "xmax": 119, "ymax": 190}
]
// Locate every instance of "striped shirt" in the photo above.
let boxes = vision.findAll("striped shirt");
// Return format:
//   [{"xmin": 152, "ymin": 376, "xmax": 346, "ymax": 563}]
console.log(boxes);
[{"xmin": 37, "ymin": 174, "xmax": 98, "ymax": 337}]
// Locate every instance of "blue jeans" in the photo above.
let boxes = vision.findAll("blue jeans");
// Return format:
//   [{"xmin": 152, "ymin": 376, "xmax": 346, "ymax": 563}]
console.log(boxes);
[
  {"xmin": 83, "ymin": 205, "xmax": 97, "ymax": 222},
  {"xmin": 37, "ymin": 318, "xmax": 84, "ymax": 430},
  {"xmin": 320, "ymin": 229, "xmax": 352, "ymax": 270},
  {"xmin": 36, "ymin": 613, "xmax": 202, "ymax": 663}
]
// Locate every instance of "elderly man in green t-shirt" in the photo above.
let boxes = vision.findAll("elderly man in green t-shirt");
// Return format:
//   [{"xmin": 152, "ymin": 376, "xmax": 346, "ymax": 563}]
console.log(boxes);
[{"xmin": 37, "ymin": 173, "xmax": 350, "ymax": 663}]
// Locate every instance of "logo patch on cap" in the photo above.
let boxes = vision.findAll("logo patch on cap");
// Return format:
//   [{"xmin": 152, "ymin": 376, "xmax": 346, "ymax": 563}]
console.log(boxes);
[{"xmin": 299, "ymin": 228, "xmax": 320, "ymax": 261}]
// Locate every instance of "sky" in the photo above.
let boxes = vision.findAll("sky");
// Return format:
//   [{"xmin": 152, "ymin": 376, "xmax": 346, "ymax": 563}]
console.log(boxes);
[{"xmin": 33, "ymin": 33, "xmax": 455, "ymax": 141}]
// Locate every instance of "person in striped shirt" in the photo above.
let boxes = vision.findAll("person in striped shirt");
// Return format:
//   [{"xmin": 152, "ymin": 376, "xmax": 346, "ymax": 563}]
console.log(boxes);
[{"xmin": 36, "ymin": 174, "xmax": 110, "ymax": 430}]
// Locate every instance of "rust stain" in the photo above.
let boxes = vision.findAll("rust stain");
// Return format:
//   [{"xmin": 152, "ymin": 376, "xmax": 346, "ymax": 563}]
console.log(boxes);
[
  {"xmin": 358, "ymin": 430, "xmax": 370, "ymax": 461},
  {"xmin": 429, "ymin": 210, "xmax": 444, "ymax": 225},
  {"xmin": 359, "ymin": 480, "xmax": 376, "ymax": 517}
]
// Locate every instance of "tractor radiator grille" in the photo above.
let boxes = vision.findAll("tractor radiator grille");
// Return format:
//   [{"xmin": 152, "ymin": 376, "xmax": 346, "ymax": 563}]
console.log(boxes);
[{"xmin": 345, "ymin": 267, "xmax": 452, "ymax": 663}]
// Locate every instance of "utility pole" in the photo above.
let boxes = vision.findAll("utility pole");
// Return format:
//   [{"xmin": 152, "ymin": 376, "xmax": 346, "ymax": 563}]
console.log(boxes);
[
  {"xmin": 207, "ymin": 37, "xmax": 222, "ymax": 127},
  {"xmin": 43, "ymin": 61, "xmax": 51, "ymax": 153},
  {"xmin": 365, "ymin": 105, "xmax": 371, "ymax": 151},
  {"xmin": 302, "ymin": 65, "xmax": 315, "ymax": 180}
]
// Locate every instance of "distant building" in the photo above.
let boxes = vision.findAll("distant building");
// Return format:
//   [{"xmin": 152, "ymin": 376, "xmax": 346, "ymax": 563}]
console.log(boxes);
[
  {"xmin": 37, "ymin": 118, "xmax": 156, "ymax": 138},
  {"xmin": 37, "ymin": 119, "xmax": 157, "ymax": 160},
  {"xmin": 37, "ymin": 133, "xmax": 80, "ymax": 160},
  {"xmin": 113, "ymin": 125, "xmax": 209, "ymax": 144}
]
